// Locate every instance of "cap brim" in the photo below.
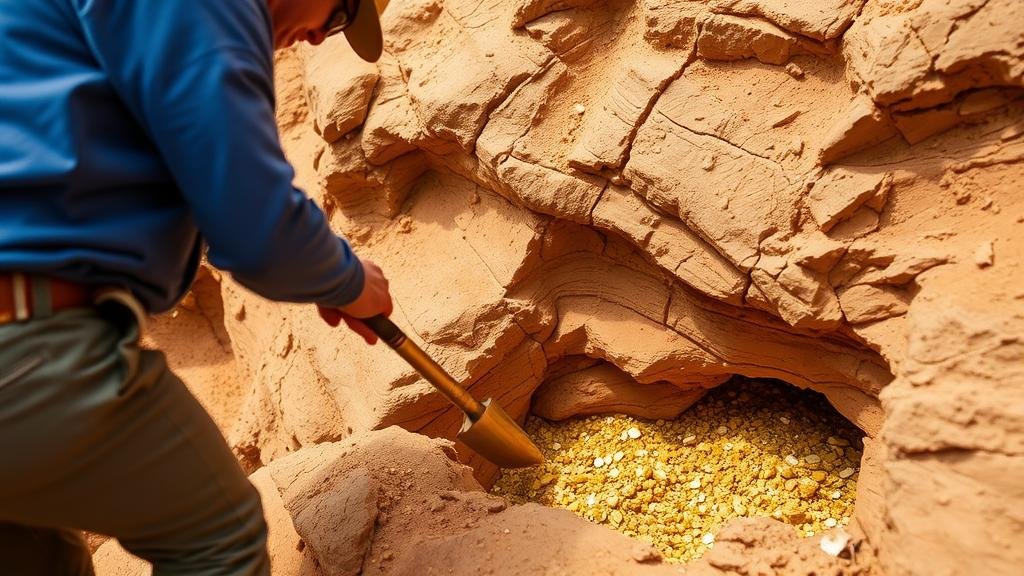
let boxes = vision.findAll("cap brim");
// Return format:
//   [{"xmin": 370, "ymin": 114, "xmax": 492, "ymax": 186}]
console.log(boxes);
[{"xmin": 344, "ymin": 0, "xmax": 385, "ymax": 62}]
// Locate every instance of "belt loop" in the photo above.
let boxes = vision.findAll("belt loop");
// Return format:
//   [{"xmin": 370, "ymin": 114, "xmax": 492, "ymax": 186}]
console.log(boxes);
[
  {"xmin": 12, "ymin": 273, "xmax": 30, "ymax": 321},
  {"xmin": 94, "ymin": 288, "xmax": 148, "ymax": 336},
  {"xmin": 30, "ymin": 275, "xmax": 53, "ymax": 319}
]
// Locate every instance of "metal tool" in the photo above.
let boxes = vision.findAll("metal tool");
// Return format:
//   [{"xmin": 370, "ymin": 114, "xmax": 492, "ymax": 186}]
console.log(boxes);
[{"xmin": 363, "ymin": 314, "xmax": 544, "ymax": 468}]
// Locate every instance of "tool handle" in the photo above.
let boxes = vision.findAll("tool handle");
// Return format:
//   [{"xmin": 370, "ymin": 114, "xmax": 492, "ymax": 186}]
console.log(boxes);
[
  {"xmin": 364, "ymin": 314, "xmax": 486, "ymax": 420},
  {"xmin": 363, "ymin": 314, "xmax": 404, "ymax": 347}
]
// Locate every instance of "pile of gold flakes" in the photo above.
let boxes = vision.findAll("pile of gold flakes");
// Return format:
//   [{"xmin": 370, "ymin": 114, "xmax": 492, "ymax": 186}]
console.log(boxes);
[{"xmin": 491, "ymin": 378, "xmax": 863, "ymax": 562}]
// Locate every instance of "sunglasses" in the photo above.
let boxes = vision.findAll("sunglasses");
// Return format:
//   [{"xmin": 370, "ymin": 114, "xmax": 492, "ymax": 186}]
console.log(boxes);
[{"xmin": 324, "ymin": 0, "xmax": 361, "ymax": 38}]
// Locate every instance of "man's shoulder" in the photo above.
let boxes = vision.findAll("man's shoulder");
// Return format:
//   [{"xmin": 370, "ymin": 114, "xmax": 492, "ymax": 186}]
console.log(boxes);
[{"xmin": 70, "ymin": 0, "xmax": 275, "ymax": 63}]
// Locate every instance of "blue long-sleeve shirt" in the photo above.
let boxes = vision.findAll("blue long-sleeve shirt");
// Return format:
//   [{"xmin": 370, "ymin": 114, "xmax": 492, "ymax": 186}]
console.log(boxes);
[{"xmin": 0, "ymin": 0, "xmax": 364, "ymax": 313}]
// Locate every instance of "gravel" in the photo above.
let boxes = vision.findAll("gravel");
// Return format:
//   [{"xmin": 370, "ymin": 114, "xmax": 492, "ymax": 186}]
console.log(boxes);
[{"xmin": 491, "ymin": 378, "xmax": 863, "ymax": 562}]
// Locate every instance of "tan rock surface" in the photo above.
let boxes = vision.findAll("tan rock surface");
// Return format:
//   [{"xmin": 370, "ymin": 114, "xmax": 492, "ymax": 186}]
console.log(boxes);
[
  {"xmin": 710, "ymin": 0, "xmax": 865, "ymax": 41},
  {"xmin": 844, "ymin": 0, "xmax": 1024, "ymax": 110},
  {"xmin": 101, "ymin": 1, "xmax": 1024, "ymax": 574},
  {"xmin": 301, "ymin": 37, "xmax": 379, "ymax": 143},
  {"xmin": 531, "ymin": 362, "xmax": 714, "ymax": 420},
  {"xmin": 696, "ymin": 13, "xmax": 805, "ymax": 65}
]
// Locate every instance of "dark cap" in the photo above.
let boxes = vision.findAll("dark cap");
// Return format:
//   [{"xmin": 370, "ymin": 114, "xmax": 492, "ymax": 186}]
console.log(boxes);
[{"xmin": 344, "ymin": 0, "xmax": 389, "ymax": 62}]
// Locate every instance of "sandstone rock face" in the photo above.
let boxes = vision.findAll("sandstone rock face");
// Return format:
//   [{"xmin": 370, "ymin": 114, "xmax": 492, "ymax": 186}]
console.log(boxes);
[
  {"xmin": 532, "ymin": 361, "xmax": 717, "ymax": 420},
  {"xmin": 125, "ymin": 1, "xmax": 1023, "ymax": 574},
  {"xmin": 302, "ymin": 43, "xmax": 379, "ymax": 144}
]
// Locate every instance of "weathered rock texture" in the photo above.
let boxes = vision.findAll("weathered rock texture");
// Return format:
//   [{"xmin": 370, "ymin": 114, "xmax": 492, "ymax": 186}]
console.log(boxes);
[{"xmin": 105, "ymin": 1, "xmax": 1024, "ymax": 574}]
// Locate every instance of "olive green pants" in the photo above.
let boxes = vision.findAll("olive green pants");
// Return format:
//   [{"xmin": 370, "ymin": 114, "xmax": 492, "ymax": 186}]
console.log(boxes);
[{"xmin": 0, "ymin": 296, "xmax": 269, "ymax": 575}]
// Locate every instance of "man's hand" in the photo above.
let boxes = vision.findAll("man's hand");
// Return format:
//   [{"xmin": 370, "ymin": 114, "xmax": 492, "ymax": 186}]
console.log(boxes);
[{"xmin": 317, "ymin": 258, "xmax": 393, "ymax": 344}]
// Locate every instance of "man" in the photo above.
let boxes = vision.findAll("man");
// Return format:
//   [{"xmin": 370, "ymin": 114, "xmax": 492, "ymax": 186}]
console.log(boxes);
[{"xmin": 0, "ymin": 0, "xmax": 391, "ymax": 574}]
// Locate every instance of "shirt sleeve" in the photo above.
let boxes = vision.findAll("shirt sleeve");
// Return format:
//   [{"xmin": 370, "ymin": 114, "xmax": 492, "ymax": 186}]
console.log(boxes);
[{"xmin": 71, "ymin": 0, "xmax": 365, "ymax": 308}]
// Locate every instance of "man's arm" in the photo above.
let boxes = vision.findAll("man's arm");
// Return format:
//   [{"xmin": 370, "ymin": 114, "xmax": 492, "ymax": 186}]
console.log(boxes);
[{"xmin": 72, "ymin": 0, "xmax": 366, "ymax": 308}]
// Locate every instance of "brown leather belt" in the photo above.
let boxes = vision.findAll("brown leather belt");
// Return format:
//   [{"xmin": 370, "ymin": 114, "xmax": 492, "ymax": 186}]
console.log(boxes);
[{"xmin": 0, "ymin": 273, "xmax": 96, "ymax": 324}]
